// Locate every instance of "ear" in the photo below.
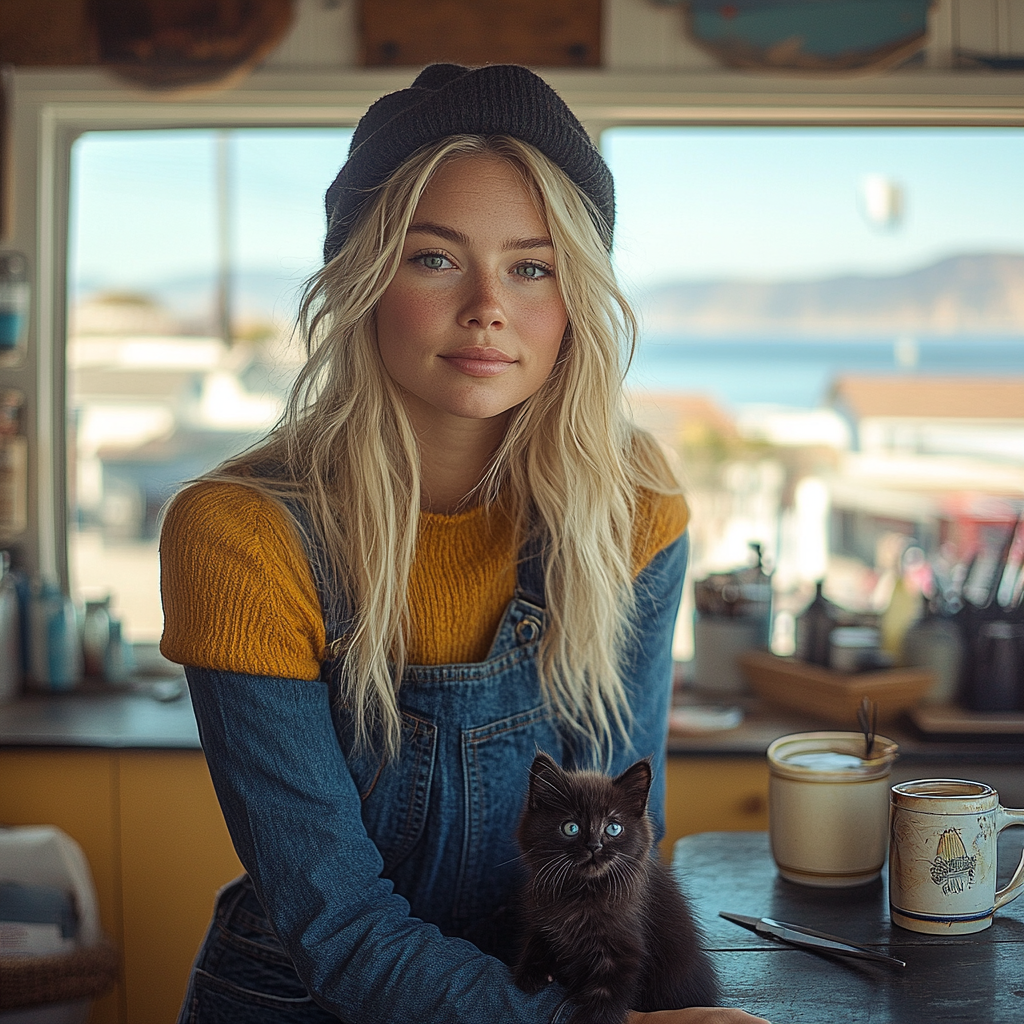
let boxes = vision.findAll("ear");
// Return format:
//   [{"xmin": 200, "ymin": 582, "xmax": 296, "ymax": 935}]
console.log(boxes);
[
  {"xmin": 612, "ymin": 758, "xmax": 652, "ymax": 816},
  {"xmin": 527, "ymin": 751, "xmax": 563, "ymax": 810}
]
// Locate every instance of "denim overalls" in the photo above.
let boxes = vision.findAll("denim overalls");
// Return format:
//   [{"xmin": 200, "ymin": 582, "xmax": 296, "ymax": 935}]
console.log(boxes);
[{"xmin": 178, "ymin": 527, "xmax": 687, "ymax": 1024}]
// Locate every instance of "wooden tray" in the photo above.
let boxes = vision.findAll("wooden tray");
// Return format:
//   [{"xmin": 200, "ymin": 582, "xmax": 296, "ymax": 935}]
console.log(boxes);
[
  {"xmin": 908, "ymin": 704, "xmax": 1024, "ymax": 738},
  {"xmin": 739, "ymin": 651, "xmax": 933, "ymax": 726}
]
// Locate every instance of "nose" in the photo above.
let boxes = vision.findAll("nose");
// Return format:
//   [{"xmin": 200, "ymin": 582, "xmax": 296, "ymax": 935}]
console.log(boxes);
[
  {"xmin": 587, "ymin": 839, "xmax": 603, "ymax": 854},
  {"xmin": 458, "ymin": 271, "xmax": 506, "ymax": 330}
]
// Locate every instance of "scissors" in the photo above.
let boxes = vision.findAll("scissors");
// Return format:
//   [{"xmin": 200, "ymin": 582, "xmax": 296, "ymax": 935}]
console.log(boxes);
[{"xmin": 720, "ymin": 911, "xmax": 906, "ymax": 967}]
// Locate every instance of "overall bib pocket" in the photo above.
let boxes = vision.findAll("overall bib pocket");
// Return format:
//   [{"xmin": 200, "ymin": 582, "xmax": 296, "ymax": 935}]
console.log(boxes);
[{"xmin": 454, "ymin": 702, "xmax": 561, "ymax": 925}]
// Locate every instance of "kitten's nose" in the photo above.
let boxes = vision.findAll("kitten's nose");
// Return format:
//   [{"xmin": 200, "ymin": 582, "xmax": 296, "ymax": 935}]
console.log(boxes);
[{"xmin": 587, "ymin": 840, "xmax": 603, "ymax": 853}]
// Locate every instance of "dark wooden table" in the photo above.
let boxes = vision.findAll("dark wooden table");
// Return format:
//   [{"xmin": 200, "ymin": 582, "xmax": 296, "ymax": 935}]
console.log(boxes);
[{"xmin": 673, "ymin": 831, "xmax": 1024, "ymax": 1024}]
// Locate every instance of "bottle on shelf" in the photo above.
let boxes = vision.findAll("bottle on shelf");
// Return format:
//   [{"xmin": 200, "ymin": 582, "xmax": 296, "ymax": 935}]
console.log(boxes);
[
  {"xmin": 82, "ymin": 597, "xmax": 112, "ymax": 679},
  {"xmin": 795, "ymin": 580, "xmax": 834, "ymax": 667}
]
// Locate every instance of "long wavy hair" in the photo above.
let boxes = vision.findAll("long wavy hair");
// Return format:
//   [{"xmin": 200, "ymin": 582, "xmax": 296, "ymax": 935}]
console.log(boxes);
[{"xmin": 210, "ymin": 134, "xmax": 681, "ymax": 761}]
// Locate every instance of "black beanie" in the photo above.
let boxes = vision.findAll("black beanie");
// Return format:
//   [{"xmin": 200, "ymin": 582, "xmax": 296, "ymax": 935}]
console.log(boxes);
[{"xmin": 323, "ymin": 63, "xmax": 615, "ymax": 263}]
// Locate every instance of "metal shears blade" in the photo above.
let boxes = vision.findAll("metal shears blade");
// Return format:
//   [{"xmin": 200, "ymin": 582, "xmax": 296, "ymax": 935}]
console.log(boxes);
[{"xmin": 720, "ymin": 911, "xmax": 906, "ymax": 967}]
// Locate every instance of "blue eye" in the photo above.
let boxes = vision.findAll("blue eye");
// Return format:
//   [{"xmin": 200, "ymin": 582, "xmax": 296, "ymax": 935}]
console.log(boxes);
[
  {"xmin": 414, "ymin": 253, "xmax": 453, "ymax": 270},
  {"xmin": 605, "ymin": 822, "xmax": 623, "ymax": 837},
  {"xmin": 516, "ymin": 262, "xmax": 551, "ymax": 279},
  {"xmin": 560, "ymin": 821, "xmax": 580, "ymax": 837}
]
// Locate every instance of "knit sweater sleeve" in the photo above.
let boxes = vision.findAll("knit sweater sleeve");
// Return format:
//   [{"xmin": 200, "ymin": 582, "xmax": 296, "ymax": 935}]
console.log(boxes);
[
  {"xmin": 631, "ymin": 488, "xmax": 690, "ymax": 577},
  {"xmin": 159, "ymin": 481, "xmax": 325, "ymax": 680}
]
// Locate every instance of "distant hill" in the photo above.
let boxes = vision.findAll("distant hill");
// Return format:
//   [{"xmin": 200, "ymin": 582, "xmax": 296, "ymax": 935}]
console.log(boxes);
[{"xmin": 642, "ymin": 253, "xmax": 1024, "ymax": 338}]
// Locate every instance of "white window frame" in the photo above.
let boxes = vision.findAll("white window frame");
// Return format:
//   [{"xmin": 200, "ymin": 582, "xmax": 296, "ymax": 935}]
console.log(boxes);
[{"xmin": 6, "ymin": 66, "xmax": 1023, "ymax": 586}]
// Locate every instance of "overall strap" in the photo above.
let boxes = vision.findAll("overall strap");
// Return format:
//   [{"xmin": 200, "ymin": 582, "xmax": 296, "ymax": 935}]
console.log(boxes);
[
  {"xmin": 514, "ymin": 519, "xmax": 547, "ymax": 609},
  {"xmin": 279, "ymin": 497, "xmax": 353, "ymax": 662}
]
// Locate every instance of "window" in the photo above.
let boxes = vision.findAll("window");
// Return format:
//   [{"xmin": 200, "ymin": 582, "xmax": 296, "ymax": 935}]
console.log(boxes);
[
  {"xmin": 63, "ymin": 124, "xmax": 1024, "ymax": 650},
  {"xmin": 67, "ymin": 127, "xmax": 353, "ymax": 641}
]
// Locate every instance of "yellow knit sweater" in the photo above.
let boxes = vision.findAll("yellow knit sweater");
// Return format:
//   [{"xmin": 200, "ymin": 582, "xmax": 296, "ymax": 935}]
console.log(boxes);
[{"xmin": 159, "ymin": 482, "xmax": 688, "ymax": 679}]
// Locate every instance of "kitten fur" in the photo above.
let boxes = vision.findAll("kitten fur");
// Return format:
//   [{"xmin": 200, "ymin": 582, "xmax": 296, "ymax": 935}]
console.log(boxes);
[{"xmin": 513, "ymin": 752, "xmax": 719, "ymax": 1024}]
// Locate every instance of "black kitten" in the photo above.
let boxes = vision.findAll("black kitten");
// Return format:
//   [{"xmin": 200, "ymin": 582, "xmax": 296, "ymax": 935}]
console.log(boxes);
[{"xmin": 513, "ymin": 752, "xmax": 718, "ymax": 1024}]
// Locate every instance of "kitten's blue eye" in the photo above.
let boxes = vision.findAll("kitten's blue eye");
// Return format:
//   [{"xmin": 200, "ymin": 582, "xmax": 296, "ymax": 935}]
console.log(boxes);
[
  {"xmin": 560, "ymin": 821, "xmax": 580, "ymax": 837},
  {"xmin": 605, "ymin": 822, "xmax": 623, "ymax": 837}
]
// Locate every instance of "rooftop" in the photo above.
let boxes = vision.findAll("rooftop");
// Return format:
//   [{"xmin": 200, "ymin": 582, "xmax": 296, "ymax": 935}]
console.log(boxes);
[{"xmin": 830, "ymin": 375, "xmax": 1024, "ymax": 421}]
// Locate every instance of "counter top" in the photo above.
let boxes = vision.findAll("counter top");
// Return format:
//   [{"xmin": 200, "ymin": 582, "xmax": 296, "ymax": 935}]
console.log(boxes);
[
  {"xmin": 668, "ymin": 689, "xmax": 1024, "ymax": 763},
  {"xmin": 0, "ymin": 679, "xmax": 201, "ymax": 749},
  {"xmin": 2, "ymin": 682, "xmax": 1023, "ymax": 762}
]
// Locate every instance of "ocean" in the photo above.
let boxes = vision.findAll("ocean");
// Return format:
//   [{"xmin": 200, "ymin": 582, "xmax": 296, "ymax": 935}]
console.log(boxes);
[{"xmin": 627, "ymin": 336, "xmax": 1024, "ymax": 410}]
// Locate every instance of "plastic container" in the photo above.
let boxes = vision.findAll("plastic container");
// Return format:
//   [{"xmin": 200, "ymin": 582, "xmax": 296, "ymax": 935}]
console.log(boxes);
[
  {"xmin": 28, "ymin": 581, "xmax": 81, "ymax": 692},
  {"xmin": 0, "ymin": 252, "xmax": 30, "ymax": 354},
  {"xmin": 102, "ymin": 619, "xmax": 134, "ymax": 686},
  {"xmin": 829, "ymin": 626, "xmax": 891, "ymax": 673},
  {"xmin": 0, "ymin": 552, "xmax": 21, "ymax": 703},
  {"xmin": 901, "ymin": 612, "xmax": 964, "ymax": 704}
]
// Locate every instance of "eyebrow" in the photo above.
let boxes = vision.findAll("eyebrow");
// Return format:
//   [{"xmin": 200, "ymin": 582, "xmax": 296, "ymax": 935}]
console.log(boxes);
[{"xmin": 407, "ymin": 221, "xmax": 554, "ymax": 252}]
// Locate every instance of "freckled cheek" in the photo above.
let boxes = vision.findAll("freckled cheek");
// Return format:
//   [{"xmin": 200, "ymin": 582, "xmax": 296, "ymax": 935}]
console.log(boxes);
[
  {"xmin": 517, "ymin": 299, "xmax": 568, "ymax": 366},
  {"xmin": 377, "ymin": 287, "xmax": 450, "ymax": 359}
]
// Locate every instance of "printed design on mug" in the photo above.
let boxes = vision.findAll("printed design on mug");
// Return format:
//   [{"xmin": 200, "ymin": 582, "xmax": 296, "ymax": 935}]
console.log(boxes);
[{"xmin": 929, "ymin": 828, "xmax": 977, "ymax": 895}]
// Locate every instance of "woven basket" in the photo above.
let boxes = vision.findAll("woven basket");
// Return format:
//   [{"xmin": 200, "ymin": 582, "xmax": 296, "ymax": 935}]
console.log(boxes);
[{"xmin": 0, "ymin": 939, "xmax": 119, "ymax": 1011}]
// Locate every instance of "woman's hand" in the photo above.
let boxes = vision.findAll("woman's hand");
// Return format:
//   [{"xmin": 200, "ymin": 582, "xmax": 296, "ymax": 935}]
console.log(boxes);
[{"xmin": 627, "ymin": 1009, "xmax": 771, "ymax": 1024}]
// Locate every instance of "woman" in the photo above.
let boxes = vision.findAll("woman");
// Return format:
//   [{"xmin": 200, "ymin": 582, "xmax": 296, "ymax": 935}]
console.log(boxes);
[{"xmin": 161, "ymin": 63, "xmax": 767, "ymax": 1024}]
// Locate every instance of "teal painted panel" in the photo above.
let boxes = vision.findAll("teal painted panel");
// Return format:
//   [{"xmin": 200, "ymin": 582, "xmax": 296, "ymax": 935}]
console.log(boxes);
[{"xmin": 686, "ymin": 0, "xmax": 931, "ymax": 68}]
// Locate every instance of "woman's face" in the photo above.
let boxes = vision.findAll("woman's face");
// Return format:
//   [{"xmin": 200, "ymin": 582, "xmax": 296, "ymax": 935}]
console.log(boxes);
[{"xmin": 375, "ymin": 154, "xmax": 568, "ymax": 433}]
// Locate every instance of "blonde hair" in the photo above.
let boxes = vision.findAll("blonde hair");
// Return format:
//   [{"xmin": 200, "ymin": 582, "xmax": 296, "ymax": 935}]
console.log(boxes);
[{"xmin": 211, "ymin": 135, "xmax": 680, "ymax": 762}]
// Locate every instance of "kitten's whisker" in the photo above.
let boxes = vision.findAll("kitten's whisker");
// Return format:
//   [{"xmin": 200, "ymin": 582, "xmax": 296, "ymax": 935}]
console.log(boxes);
[
  {"xmin": 550, "ymin": 859, "xmax": 569, "ymax": 897},
  {"xmin": 492, "ymin": 853, "xmax": 527, "ymax": 869},
  {"xmin": 607, "ymin": 860, "xmax": 624, "ymax": 902},
  {"xmin": 534, "ymin": 856, "xmax": 569, "ymax": 898},
  {"xmin": 554, "ymin": 858, "xmax": 577, "ymax": 898},
  {"xmin": 614, "ymin": 859, "xmax": 639, "ymax": 902},
  {"xmin": 603, "ymin": 861, "xmax": 617, "ymax": 901}
]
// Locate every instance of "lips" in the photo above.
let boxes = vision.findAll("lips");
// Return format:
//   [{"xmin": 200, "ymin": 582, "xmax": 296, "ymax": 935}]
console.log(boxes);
[{"xmin": 439, "ymin": 347, "xmax": 516, "ymax": 378}]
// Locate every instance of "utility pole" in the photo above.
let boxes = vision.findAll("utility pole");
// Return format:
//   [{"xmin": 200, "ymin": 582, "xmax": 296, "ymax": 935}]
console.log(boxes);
[{"xmin": 215, "ymin": 130, "xmax": 233, "ymax": 346}]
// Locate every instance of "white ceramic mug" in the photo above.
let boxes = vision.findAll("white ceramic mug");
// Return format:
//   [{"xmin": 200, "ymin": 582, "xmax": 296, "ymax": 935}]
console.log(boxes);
[
  {"xmin": 889, "ymin": 779, "xmax": 1024, "ymax": 934},
  {"xmin": 767, "ymin": 731, "xmax": 899, "ymax": 887}
]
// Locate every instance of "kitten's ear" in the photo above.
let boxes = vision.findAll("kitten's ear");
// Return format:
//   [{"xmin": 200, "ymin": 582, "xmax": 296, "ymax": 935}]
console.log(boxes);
[
  {"xmin": 612, "ymin": 758, "xmax": 653, "ymax": 815},
  {"xmin": 527, "ymin": 751, "xmax": 563, "ymax": 810}
]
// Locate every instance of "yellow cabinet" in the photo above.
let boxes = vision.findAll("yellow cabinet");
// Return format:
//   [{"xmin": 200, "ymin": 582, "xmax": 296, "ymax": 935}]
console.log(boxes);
[
  {"xmin": 118, "ymin": 752, "xmax": 243, "ymax": 1024},
  {"xmin": 661, "ymin": 756, "xmax": 769, "ymax": 858}
]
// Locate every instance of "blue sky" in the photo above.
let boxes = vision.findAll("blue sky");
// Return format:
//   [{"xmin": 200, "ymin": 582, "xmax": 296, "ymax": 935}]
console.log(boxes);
[
  {"xmin": 69, "ymin": 128, "xmax": 355, "ymax": 293},
  {"xmin": 604, "ymin": 126, "xmax": 1024, "ymax": 292},
  {"xmin": 70, "ymin": 125, "xmax": 1024, "ymax": 299}
]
